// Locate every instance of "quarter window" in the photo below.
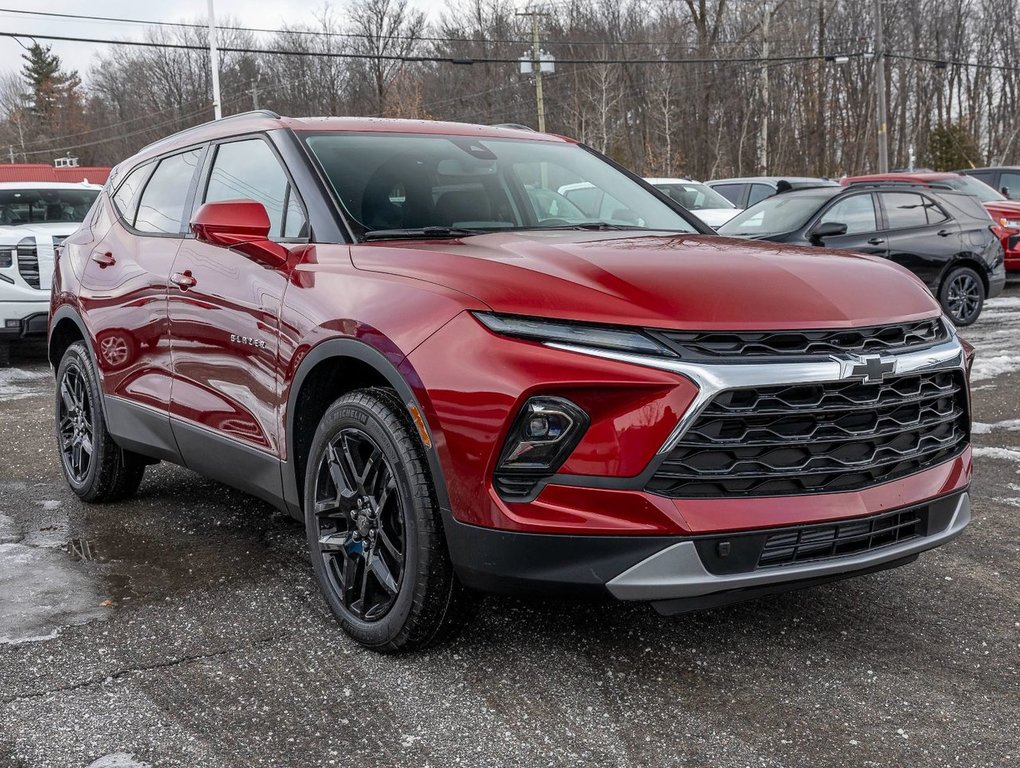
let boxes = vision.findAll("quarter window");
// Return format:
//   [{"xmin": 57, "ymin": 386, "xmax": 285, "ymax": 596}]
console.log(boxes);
[
  {"xmin": 204, "ymin": 138, "xmax": 307, "ymax": 239},
  {"xmin": 134, "ymin": 149, "xmax": 202, "ymax": 234},
  {"xmin": 112, "ymin": 163, "xmax": 151, "ymax": 221},
  {"xmin": 819, "ymin": 194, "xmax": 877, "ymax": 234}
]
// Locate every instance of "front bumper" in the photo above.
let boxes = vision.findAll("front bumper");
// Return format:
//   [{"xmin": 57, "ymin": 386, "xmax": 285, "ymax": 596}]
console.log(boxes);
[
  {"xmin": 0, "ymin": 304, "xmax": 49, "ymax": 339},
  {"xmin": 445, "ymin": 491, "xmax": 970, "ymax": 610}
]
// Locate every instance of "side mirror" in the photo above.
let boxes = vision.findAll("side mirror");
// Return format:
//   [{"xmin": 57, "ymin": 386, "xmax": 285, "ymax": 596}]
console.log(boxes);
[
  {"xmin": 807, "ymin": 220, "xmax": 848, "ymax": 245},
  {"xmin": 191, "ymin": 200, "xmax": 287, "ymax": 267},
  {"xmin": 1002, "ymin": 186, "xmax": 1011, "ymax": 198}
]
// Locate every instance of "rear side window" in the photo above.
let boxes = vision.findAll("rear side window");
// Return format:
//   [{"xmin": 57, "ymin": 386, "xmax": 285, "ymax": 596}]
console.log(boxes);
[
  {"xmin": 112, "ymin": 164, "xmax": 151, "ymax": 221},
  {"xmin": 1000, "ymin": 172, "xmax": 1020, "ymax": 200},
  {"xmin": 819, "ymin": 194, "xmax": 877, "ymax": 234},
  {"xmin": 881, "ymin": 192, "xmax": 932, "ymax": 230},
  {"xmin": 135, "ymin": 149, "xmax": 202, "ymax": 234},
  {"xmin": 204, "ymin": 138, "xmax": 307, "ymax": 239}
]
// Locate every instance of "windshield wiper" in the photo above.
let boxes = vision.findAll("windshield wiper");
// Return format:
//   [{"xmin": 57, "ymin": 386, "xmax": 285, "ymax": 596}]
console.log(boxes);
[
  {"xmin": 363, "ymin": 226, "xmax": 490, "ymax": 241},
  {"xmin": 532, "ymin": 222, "xmax": 645, "ymax": 231}
]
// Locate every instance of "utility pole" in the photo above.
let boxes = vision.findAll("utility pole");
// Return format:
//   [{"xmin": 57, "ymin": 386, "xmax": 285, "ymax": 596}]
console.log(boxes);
[
  {"xmin": 757, "ymin": 0, "xmax": 770, "ymax": 175},
  {"xmin": 252, "ymin": 78, "xmax": 259, "ymax": 110},
  {"xmin": 8, "ymin": 145, "xmax": 14, "ymax": 164},
  {"xmin": 517, "ymin": 8, "xmax": 550, "ymax": 132},
  {"xmin": 874, "ymin": 0, "xmax": 888, "ymax": 171},
  {"xmin": 207, "ymin": 0, "xmax": 222, "ymax": 120}
]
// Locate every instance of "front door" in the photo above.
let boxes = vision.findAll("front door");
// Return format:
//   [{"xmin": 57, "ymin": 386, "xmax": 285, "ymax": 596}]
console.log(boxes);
[
  {"xmin": 167, "ymin": 136, "xmax": 308, "ymax": 501},
  {"xmin": 810, "ymin": 192, "xmax": 888, "ymax": 257}
]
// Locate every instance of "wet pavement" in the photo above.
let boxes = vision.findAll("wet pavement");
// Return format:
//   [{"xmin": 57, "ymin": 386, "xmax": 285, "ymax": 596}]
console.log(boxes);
[{"xmin": 1, "ymin": 293, "xmax": 1018, "ymax": 768}]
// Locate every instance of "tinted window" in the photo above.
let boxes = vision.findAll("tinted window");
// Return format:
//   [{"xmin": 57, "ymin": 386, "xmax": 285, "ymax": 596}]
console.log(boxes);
[
  {"xmin": 819, "ymin": 194, "xmax": 877, "ymax": 234},
  {"xmin": 718, "ymin": 191, "xmax": 836, "ymax": 237},
  {"xmin": 112, "ymin": 164, "xmax": 151, "ymax": 221},
  {"xmin": 135, "ymin": 149, "xmax": 202, "ymax": 234},
  {"xmin": 205, "ymin": 138, "xmax": 306, "ymax": 238},
  {"xmin": 0, "ymin": 188, "xmax": 99, "ymax": 226},
  {"xmin": 882, "ymin": 193, "xmax": 936, "ymax": 229},
  {"xmin": 1000, "ymin": 172, "xmax": 1020, "ymax": 200},
  {"xmin": 748, "ymin": 184, "xmax": 774, "ymax": 206}
]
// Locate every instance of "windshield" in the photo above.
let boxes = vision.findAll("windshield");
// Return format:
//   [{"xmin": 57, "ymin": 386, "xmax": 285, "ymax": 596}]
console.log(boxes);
[
  {"xmin": 717, "ymin": 192, "xmax": 836, "ymax": 237},
  {"xmin": 302, "ymin": 133, "xmax": 698, "ymax": 237},
  {"xmin": 654, "ymin": 182, "xmax": 736, "ymax": 211},
  {"xmin": 942, "ymin": 175, "xmax": 1005, "ymax": 203},
  {"xmin": 0, "ymin": 188, "xmax": 99, "ymax": 226}
]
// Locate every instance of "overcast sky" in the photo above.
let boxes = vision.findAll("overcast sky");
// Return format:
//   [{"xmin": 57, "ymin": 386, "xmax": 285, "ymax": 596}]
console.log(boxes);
[{"xmin": 0, "ymin": 0, "xmax": 452, "ymax": 81}]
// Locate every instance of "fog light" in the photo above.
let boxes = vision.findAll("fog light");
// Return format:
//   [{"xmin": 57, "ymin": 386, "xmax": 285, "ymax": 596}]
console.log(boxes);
[
  {"xmin": 5, "ymin": 319, "xmax": 20, "ymax": 328},
  {"xmin": 497, "ymin": 396, "xmax": 589, "ymax": 473}
]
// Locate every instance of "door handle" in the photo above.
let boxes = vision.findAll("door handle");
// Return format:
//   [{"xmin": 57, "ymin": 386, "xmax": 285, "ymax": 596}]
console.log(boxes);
[
  {"xmin": 91, "ymin": 251, "xmax": 116, "ymax": 268},
  {"xmin": 170, "ymin": 270, "xmax": 197, "ymax": 290},
  {"xmin": 937, "ymin": 229, "xmax": 952, "ymax": 237},
  {"xmin": 867, "ymin": 237, "xmax": 885, "ymax": 245}
]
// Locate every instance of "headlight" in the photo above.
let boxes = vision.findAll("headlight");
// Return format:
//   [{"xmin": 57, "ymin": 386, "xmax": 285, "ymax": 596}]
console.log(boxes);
[
  {"xmin": 497, "ymin": 396, "xmax": 589, "ymax": 473},
  {"xmin": 998, "ymin": 217, "xmax": 1020, "ymax": 229},
  {"xmin": 473, "ymin": 312, "xmax": 675, "ymax": 357}
]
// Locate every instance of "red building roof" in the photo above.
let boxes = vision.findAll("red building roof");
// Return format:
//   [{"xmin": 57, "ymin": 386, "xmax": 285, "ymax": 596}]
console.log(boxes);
[{"xmin": 0, "ymin": 163, "xmax": 111, "ymax": 185}]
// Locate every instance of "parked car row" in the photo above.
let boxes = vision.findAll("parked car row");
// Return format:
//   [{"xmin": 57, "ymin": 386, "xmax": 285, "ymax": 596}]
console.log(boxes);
[{"xmin": 44, "ymin": 112, "xmax": 976, "ymax": 652}]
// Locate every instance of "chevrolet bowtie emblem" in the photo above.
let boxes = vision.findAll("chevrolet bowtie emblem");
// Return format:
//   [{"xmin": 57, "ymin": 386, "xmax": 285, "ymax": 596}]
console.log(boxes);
[{"xmin": 842, "ymin": 354, "xmax": 897, "ymax": 384}]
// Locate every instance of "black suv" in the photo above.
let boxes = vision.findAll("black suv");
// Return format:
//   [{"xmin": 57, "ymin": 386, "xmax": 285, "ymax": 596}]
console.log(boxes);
[{"xmin": 717, "ymin": 183, "xmax": 1006, "ymax": 325}]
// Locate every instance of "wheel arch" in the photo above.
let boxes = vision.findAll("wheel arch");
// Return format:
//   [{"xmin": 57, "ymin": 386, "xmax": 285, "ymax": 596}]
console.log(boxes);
[
  {"xmin": 283, "ymin": 337, "xmax": 452, "ymax": 521},
  {"xmin": 938, "ymin": 257, "xmax": 990, "ymax": 296}
]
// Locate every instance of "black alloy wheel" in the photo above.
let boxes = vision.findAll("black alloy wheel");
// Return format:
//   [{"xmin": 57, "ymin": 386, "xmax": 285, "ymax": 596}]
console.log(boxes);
[
  {"xmin": 312, "ymin": 427, "xmax": 406, "ymax": 622},
  {"xmin": 304, "ymin": 389, "xmax": 472, "ymax": 652},
  {"xmin": 54, "ymin": 341, "xmax": 147, "ymax": 502},
  {"xmin": 57, "ymin": 360, "xmax": 94, "ymax": 484},
  {"xmin": 940, "ymin": 266, "xmax": 985, "ymax": 326}
]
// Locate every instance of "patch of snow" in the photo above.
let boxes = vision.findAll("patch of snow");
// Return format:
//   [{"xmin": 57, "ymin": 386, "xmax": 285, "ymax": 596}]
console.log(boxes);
[
  {"xmin": 972, "ymin": 446, "xmax": 1020, "ymax": 464},
  {"xmin": 0, "ymin": 367, "xmax": 49, "ymax": 401},
  {"xmin": 970, "ymin": 355, "xmax": 1020, "ymax": 382},
  {"xmin": 972, "ymin": 419, "xmax": 1020, "ymax": 434}
]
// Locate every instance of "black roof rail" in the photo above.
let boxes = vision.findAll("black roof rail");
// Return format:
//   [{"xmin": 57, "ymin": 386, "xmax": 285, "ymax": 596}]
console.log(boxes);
[{"xmin": 844, "ymin": 180, "xmax": 957, "ymax": 191}]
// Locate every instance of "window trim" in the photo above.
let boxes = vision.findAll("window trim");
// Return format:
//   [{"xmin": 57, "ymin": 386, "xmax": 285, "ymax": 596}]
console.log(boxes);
[
  {"xmin": 194, "ymin": 132, "xmax": 310, "ymax": 244},
  {"xmin": 117, "ymin": 144, "xmax": 209, "ymax": 239}
]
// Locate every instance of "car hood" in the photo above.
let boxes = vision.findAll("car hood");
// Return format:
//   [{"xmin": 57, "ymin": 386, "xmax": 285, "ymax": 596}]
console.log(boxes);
[
  {"xmin": 350, "ymin": 231, "xmax": 941, "ymax": 330},
  {"xmin": 0, "ymin": 222, "xmax": 81, "ymax": 243},
  {"xmin": 690, "ymin": 208, "xmax": 740, "ymax": 228},
  {"xmin": 983, "ymin": 200, "xmax": 1020, "ymax": 218}
]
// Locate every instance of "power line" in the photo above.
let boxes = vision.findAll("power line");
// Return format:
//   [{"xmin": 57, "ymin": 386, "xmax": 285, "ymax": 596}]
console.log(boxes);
[{"xmin": 0, "ymin": 30, "xmax": 850, "ymax": 66}]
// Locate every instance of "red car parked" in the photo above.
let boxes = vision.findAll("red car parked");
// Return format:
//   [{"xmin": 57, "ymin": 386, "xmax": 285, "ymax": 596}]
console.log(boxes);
[
  {"xmin": 50, "ymin": 112, "xmax": 973, "ymax": 651},
  {"xmin": 843, "ymin": 172, "xmax": 1020, "ymax": 273}
]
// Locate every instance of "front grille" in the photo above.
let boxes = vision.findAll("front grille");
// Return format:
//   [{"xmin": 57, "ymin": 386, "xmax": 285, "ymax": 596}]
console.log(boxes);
[
  {"xmin": 16, "ymin": 237, "xmax": 39, "ymax": 289},
  {"xmin": 648, "ymin": 370, "xmax": 968, "ymax": 498},
  {"xmin": 757, "ymin": 505, "xmax": 924, "ymax": 567},
  {"xmin": 653, "ymin": 318, "xmax": 946, "ymax": 361}
]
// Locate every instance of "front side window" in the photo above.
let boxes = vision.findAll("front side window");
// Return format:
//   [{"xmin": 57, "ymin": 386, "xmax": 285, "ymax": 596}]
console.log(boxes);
[
  {"xmin": 881, "ymin": 192, "xmax": 936, "ymax": 230},
  {"xmin": 818, "ymin": 194, "xmax": 878, "ymax": 234},
  {"xmin": 656, "ymin": 182, "xmax": 735, "ymax": 211},
  {"xmin": 1000, "ymin": 172, "xmax": 1020, "ymax": 200},
  {"xmin": 711, "ymin": 184, "xmax": 745, "ymax": 206},
  {"xmin": 748, "ymin": 184, "xmax": 774, "ymax": 206},
  {"xmin": 302, "ymin": 133, "xmax": 698, "ymax": 237},
  {"xmin": 204, "ymin": 138, "xmax": 306, "ymax": 239},
  {"xmin": 134, "ymin": 149, "xmax": 202, "ymax": 234}
]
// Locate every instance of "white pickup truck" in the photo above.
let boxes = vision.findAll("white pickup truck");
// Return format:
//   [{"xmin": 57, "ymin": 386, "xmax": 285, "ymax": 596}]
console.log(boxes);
[{"xmin": 0, "ymin": 182, "xmax": 101, "ymax": 365}]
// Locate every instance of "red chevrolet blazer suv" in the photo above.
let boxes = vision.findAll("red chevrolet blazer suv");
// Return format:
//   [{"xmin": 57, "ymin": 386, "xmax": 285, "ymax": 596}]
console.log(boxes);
[{"xmin": 49, "ymin": 112, "xmax": 974, "ymax": 651}]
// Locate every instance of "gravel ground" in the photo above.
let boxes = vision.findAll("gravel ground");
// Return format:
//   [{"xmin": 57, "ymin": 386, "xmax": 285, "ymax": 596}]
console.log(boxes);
[{"xmin": 0, "ymin": 290, "xmax": 1018, "ymax": 768}]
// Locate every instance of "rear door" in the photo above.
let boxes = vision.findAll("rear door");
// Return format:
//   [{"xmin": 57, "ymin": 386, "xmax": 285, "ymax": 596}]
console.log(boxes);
[
  {"xmin": 77, "ymin": 148, "xmax": 204, "ymax": 461},
  {"xmin": 877, "ymin": 191, "xmax": 956, "ymax": 288},
  {"xmin": 167, "ymin": 134, "xmax": 308, "ymax": 502}
]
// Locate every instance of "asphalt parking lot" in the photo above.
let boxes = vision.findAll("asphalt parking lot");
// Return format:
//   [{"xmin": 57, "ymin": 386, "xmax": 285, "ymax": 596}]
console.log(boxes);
[{"xmin": 1, "ymin": 289, "xmax": 1018, "ymax": 768}]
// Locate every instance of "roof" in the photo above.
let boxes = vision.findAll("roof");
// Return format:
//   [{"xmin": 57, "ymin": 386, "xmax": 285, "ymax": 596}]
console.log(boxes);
[
  {"xmin": 0, "ymin": 164, "xmax": 111, "ymax": 185},
  {"xmin": 133, "ymin": 111, "xmax": 570, "ymax": 166},
  {"xmin": 707, "ymin": 176, "xmax": 838, "ymax": 185},
  {"xmin": 843, "ymin": 172, "xmax": 960, "ymax": 184},
  {"xmin": 956, "ymin": 166, "xmax": 1020, "ymax": 173}
]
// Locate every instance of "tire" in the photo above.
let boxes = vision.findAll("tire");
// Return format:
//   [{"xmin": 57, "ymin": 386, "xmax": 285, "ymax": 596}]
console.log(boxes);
[
  {"xmin": 939, "ymin": 266, "xmax": 985, "ymax": 326},
  {"xmin": 55, "ymin": 341, "xmax": 146, "ymax": 502},
  {"xmin": 304, "ymin": 388, "xmax": 472, "ymax": 652}
]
